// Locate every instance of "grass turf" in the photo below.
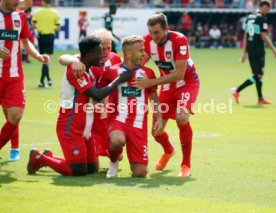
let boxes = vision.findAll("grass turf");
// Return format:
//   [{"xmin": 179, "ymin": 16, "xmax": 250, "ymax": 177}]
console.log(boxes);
[{"xmin": 0, "ymin": 48, "xmax": 275, "ymax": 212}]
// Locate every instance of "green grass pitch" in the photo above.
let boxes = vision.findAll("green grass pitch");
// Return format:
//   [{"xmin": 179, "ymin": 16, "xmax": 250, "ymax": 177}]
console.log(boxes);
[{"xmin": 0, "ymin": 48, "xmax": 275, "ymax": 212}]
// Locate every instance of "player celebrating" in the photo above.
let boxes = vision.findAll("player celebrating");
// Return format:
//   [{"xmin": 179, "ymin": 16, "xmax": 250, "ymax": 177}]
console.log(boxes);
[
  {"xmin": 58, "ymin": 29, "xmax": 122, "ymax": 158},
  {"xmin": 0, "ymin": 0, "xmax": 49, "ymax": 159},
  {"xmin": 99, "ymin": 35, "xmax": 162, "ymax": 178},
  {"xmin": 27, "ymin": 36, "xmax": 132, "ymax": 176},
  {"xmin": 231, "ymin": 0, "xmax": 276, "ymax": 104},
  {"xmin": 133, "ymin": 13, "xmax": 200, "ymax": 178}
]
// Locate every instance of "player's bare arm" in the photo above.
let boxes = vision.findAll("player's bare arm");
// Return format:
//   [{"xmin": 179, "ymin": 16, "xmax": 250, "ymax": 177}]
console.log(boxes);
[
  {"xmin": 240, "ymin": 32, "xmax": 248, "ymax": 63},
  {"xmin": 84, "ymin": 71, "xmax": 132, "ymax": 102},
  {"xmin": 149, "ymin": 92, "xmax": 163, "ymax": 136},
  {"xmin": 133, "ymin": 59, "xmax": 186, "ymax": 89},
  {"xmin": 59, "ymin": 54, "xmax": 85, "ymax": 78},
  {"xmin": 21, "ymin": 39, "xmax": 50, "ymax": 64},
  {"xmin": 0, "ymin": 47, "xmax": 11, "ymax": 60},
  {"xmin": 261, "ymin": 32, "xmax": 276, "ymax": 57},
  {"xmin": 17, "ymin": 0, "xmax": 32, "ymax": 10}
]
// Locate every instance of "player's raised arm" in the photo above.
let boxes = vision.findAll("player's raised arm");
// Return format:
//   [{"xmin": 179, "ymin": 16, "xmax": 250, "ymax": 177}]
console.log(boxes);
[
  {"xmin": 59, "ymin": 54, "xmax": 85, "ymax": 78},
  {"xmin": 261, "ymin": 32, "xmax": 276, "ymax": 57}
]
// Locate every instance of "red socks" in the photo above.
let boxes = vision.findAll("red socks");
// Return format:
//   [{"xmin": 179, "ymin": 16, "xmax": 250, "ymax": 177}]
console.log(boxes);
[
  {"xmin": 11, "ymin": 126, "xmax": 19, "ymax": 149},
  {"xmin": 108, "ymin": 147, "xmax": 123, "ymax": 162},
  {"xmin": 39, "ymin": 155, "xmax": 73, "ymax": 176},
  {"xmin": 178, "ymin": 122, "xmax": 193, "ymax": 168},
  {"xmin": 154, "ymin": 131, "xmax": 174, "ymax": 154},
  {"xmin": 0, "ymin": 120, "xmax": 18, "ymax": 150}
]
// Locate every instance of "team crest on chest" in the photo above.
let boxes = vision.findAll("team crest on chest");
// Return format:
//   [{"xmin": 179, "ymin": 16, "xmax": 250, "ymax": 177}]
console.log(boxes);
[
  {"xmin": 14, "ymin": 20, "xmax": 20, "ymax": 28},
  {"xmin": 165, "ymin": 51, "xmax": 172, "ymax": 59}
]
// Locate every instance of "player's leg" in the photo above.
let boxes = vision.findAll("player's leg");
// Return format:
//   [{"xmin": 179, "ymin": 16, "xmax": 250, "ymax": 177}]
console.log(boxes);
[
  {"xmin": 2, "ymin": 108, "xmax": 20, "ymax": 161},
  {"xmin": 107, "ymin": 120, "xmax": 126, "ymax": 178},
  {"xmin": 127, "ymin": 127, "xmax": 148, "ymax": 177},
  {"xmin": 44, "ymin": 35, "xmax": 54, "ymax": 87},
  {"xmin": 175, "ymin": 86, "xmax": 199, "ymax": 178},
  {"xmin": 37, "ymin": 34, "xmax": 46, "ymax": 87},
  {"xmin": 154, "ymin": 91, "xmax": 175, "ymax": 171},
  {"xmin": 0, "ymin": 78, "xmax": 25, "ymax": 153},
  {"xmin": 86, "ymin": 137, "xmax": 99, "ymax": 174}
]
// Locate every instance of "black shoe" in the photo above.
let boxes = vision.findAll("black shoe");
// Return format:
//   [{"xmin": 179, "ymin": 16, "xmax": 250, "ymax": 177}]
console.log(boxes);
[{"xmin": 48, "ymin": 80, "xmax": 52, "ymax": 87}]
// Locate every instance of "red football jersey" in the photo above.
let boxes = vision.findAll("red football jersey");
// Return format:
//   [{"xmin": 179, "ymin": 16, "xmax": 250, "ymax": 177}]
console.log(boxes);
[
  {"xmin": 57, "ymin": 64, "xmax": 94, "ymax": 139},
  {"xmin": 144, "ymin": 30, "xmax": 199, "ymax": 91},
  {"xmin": 0, "ymin": 10, "xmax": 30, "ymax": 78},
  {"xmin": 98, "ymin": 64, "xmax": 156, "ymax": 129}
]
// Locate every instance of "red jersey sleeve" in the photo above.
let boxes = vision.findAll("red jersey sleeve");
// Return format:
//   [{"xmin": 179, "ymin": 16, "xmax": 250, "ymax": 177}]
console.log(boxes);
[
  {"xmin": 66, "ymin": 66, "xmax": 93, "ymax": 94},
  {"xmin": 19, "ymin": 11, "xmax": 30, "ymax": 40},
  {"xmin": 174, "ymin": 34, "xmax": 190, "ymax": 61},
  {"xmin": 143, "ymin": 66, "xmax": 157, "ymax": 94}
]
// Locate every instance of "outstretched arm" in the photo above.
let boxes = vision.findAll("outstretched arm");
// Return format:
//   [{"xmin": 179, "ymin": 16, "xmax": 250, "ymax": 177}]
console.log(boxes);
[
  {"xmin": 84, "ymin": 71, "xmax": 132, "ymax": 102},
  {"xmin": 149, "ymin": 92, "xmax": 163, "ymax": 137}
]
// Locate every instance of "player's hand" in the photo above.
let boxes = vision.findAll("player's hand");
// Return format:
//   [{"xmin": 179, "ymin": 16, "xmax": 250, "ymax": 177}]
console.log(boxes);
[
  {"xmin": 118, "ymin": 71, "xmax": 132, "ymax": 83},
  {"xmin": 0, "ymin": 47, "xmax": 11, "ymax": 59},
  {"xmin": 132, "ymin": 73, "xmax": 152, "ymax": 89},
  {"xmin": 37, "ymin": 54, "xmax": 50, "ymax": 65},
  {"xmin": 152, "ymin": 116, "xmax": 163, "ymax": 137},
  {"xmin": 240, "ymin": 53, "xmax": 247, "ymax": 63},
  {"xmin": 72, "ymin": 61, "xmax": 85, "ymax": 79}
]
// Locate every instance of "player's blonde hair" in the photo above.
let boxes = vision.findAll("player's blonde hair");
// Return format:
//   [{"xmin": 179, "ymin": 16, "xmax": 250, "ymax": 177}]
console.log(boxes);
[
  {"xmin": 92, "ymin": 29, "xmax": 113, "ymax": 42},
  {"xmin": 122, "ymin": 35, "xmax": 143, "ymax": 51}
]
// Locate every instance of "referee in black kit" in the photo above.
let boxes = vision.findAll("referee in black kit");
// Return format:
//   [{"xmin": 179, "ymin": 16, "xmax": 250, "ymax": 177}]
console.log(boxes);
[{"xmin": 32, "ymin": 0, "xmax": 60, "ymax": 88}]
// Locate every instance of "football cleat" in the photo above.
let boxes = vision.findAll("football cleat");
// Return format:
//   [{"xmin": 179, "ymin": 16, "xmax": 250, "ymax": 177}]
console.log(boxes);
[
  {"xmin": 177, "ymin": 165, "xmax": 191, "ymax": 178},
  {"xmin": 156, "ymin": 147, "xmax": 175, "ymax": 171},
  {"xmin": 9, "ymin": 149, "xmax": 20, "ymax": 161},
  {"xmin": 106, "ymin": 161, "xmax": 119, "ymax": 178},
  {"xmin": 258, "ymin": 99, "xmax": 272, "ymax": 105},
  {"xmin": 230, "ymin": 87, "xmax": 239, "ymax": 104},
  {"xmin": 27, "ymin": 148, "xmax": 42, "ymax": 174},
  {"xmin": 43, "ymin": 149, "xmax": 53, "ymax": 157}
]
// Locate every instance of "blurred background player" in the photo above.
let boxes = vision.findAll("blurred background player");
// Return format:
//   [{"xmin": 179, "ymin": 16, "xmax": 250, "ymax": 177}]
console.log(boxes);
[
  {"xmin": 134, "ymin": 13, "xmax": 200, "ymax": 178},
  {"xmin": 0, "ymin": 0, "xmax": 49, "ymax": 160},
  {"xmin": 27, "ymin": 36, "xmax": 132, "ymax": 176},
  {"xmin": 78, "ymin": 10, "xmax": 89, "ymax": 40},
  {"xmin": 32, "ymin": 0, "xmax": 60, "ymax": 88},
  {"xmin": 98, "ymin": 35, "xmax": 162, "ymax": 178},
  {"xmin": 231, "ymin": 0, "xmax": 276, "ymax": 105},
  {"xmin": 104, "ymin": 4, "xmax": 121, "ymax": 53}
]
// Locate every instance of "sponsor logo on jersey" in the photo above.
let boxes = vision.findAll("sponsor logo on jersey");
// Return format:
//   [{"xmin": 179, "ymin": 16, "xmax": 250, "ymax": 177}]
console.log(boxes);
[
  {"xmin": 165, "ymin": 51, "xmax": 172, "ymax": 59},
  {"xmin": 180, "ymin": 45, "xmax": 187, "ymax": 55},
  {"xmin": 0, "ymin": 30, "xmax": 19, "ymax": 41},
  {"xmin": 14, "ymin": 20, "xmax": 20, "ymax": 28},
  {"xmin": 154, "ymin": 61, "xmax": 174, "ymax": 71},
  {"xmin": 77, "ymin": 76, "xmax": 88, "ymax": 87},
  {"xmin": 121, "ymin": 86, "xmax": 141, "ymax": 97}
]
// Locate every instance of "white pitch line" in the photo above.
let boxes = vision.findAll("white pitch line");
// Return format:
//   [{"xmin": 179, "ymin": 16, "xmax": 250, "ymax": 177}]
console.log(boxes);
[
  {"xmin": 21, "ymin": 119, "xmax": 55, "ymax": 124},
  {"xmin": 21, "ymin": 142, "xmax": 55, "ymax": 146}
]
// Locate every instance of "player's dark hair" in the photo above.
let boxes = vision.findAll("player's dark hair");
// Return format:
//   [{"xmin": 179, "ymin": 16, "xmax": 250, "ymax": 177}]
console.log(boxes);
[
  {"xmin": 109, "ymin": 4, "xmax": 116, "ymax": 10},
  {"xmin": 260, "ymin": 0, "xmax": 271, "ymax": 7},
  {"xmin": 147, "ymin": 13, "xmax": 168, "ymax": 29},
  {"xmin": 79, "ymin": 36, "xmax": 101, "ymax": 57}
]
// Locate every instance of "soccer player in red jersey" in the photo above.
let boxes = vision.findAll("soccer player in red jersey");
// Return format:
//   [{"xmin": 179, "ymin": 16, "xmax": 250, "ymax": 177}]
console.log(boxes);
[
  {"xmin": 27, "ymin": 36, "xmax": 132, "ymax": 176},
  {"xmin": 98, "ymin": 35, "xmax": 163, "ymax": 178},
  {"xmin": 0, "ymin": 0, "xmax": 49, "ymax": 159},
  {"xmin": 58, "ymin": 29, "xmax": 122, "ymax": 159},
  {"xmin": 133, "ymin": 13, "xmax": 200, "ymax": 178}
]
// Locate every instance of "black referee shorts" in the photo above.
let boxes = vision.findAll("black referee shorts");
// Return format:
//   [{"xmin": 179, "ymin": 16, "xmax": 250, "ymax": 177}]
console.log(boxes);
[
  {"xmin": 37, "ymin": 33, "xmax": 55, "ymax": 55},
  {"xmin": 248, "ymin": 53, "xmax": 265, "ymax": 75}
]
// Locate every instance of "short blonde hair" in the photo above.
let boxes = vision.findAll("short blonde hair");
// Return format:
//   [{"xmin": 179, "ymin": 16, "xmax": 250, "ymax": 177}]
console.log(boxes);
[
  {"xmin": 122, "ymin": 35, "xmax": 143, "ymax": 50},
  {"xmin": 92, "ymin": 29, "xmax": 113, "ymax": 42}
]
